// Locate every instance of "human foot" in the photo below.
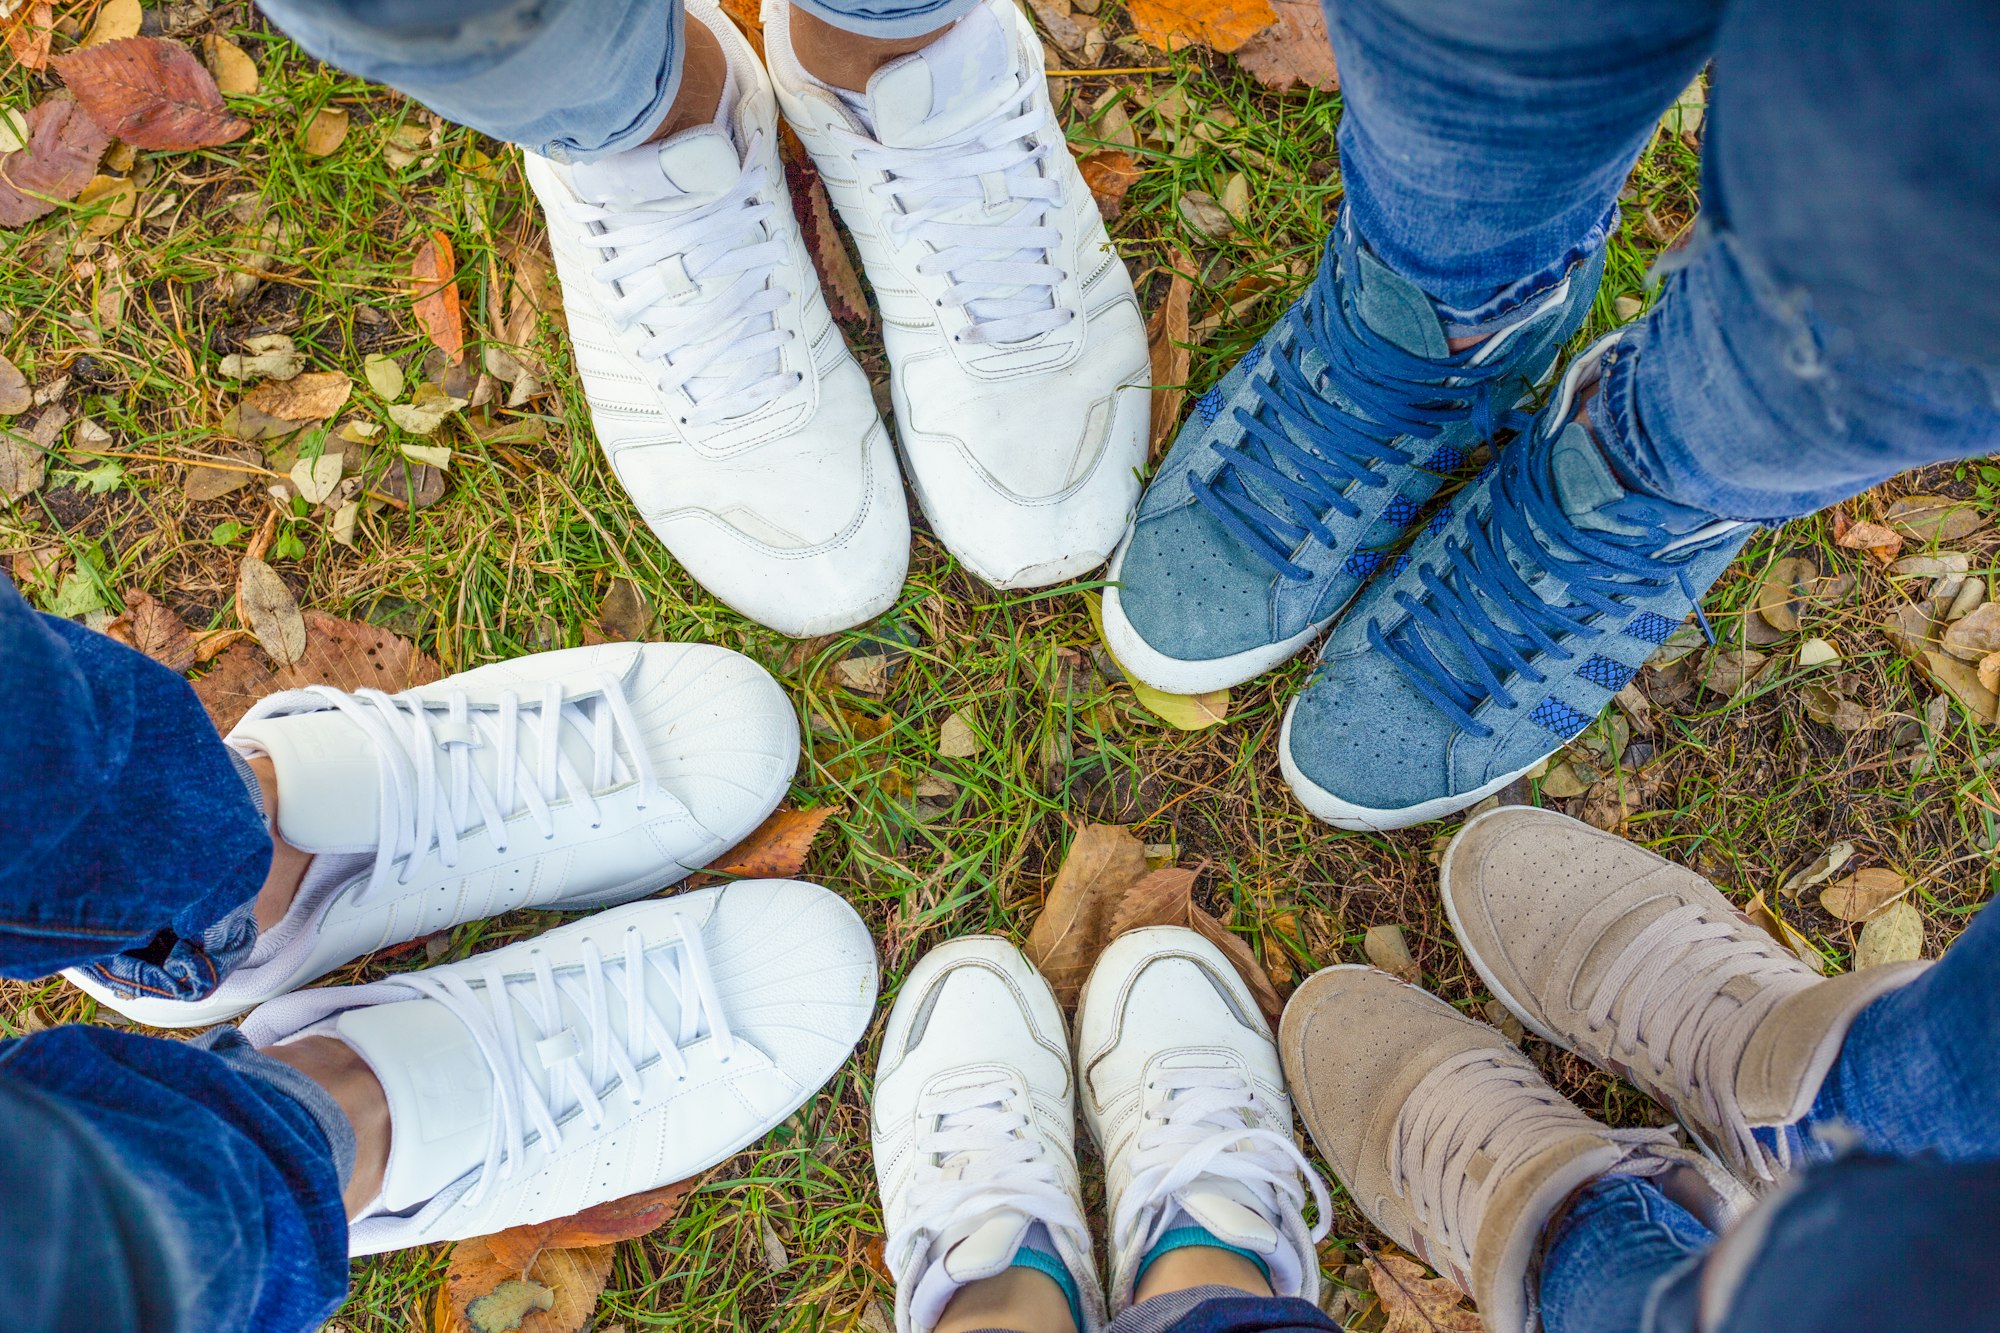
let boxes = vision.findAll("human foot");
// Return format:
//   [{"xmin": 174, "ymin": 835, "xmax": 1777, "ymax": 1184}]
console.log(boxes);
[
  {"xmin": 873, "ymin": 938, "xmax": 1103, "ymax": 1333},
  {"xmin": 242, "ymin": 883, "xmax": 877, "ymax": 1252},
  {"xmin": 764, "ymin": 0, "xmax": 1151, "ymax": 590},
  {"xmin": 66, "ymin": 642, "xmax": 799, "ymax": 1027},
  {"xmin": 1280, "ymin": 966, "xmax": 1743, "ymax": 1333},
  {"xmin": 1441, "ymin": 807, "xmax": 1930, "ymax": 1184},
  {"xmin": 1279, "ymin": 333, "xmax": 1753, "ymax": 830},
  {"xmin": 1077, "ymin": 927, "xmax": 1328, "ymax": 1312},
  {"xmin": 523, "ymin": 0, "xmax": 908, "ymax": 637},
  {"xmin": 1100, "ymin": 217, "xmax": 1603, "ymax": 695}
]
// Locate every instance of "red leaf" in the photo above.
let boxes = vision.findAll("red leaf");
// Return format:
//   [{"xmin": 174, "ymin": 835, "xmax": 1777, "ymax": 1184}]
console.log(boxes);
[
  {"xmin": 191, "ymin": 612, "xmax": 444, "ymax": 732},
  {"xmin": 412, "ymin": 229, "xmax": 466, "ymax": 364},
  {"xmin": 706, "ymin": 806, "xmax": 836, "ymax": 879},
  {"xmin": 1078, "ymin": 149, "xmax": 1142, "ymax": 220},
  {"xmin": 783, "ymin": 146, "xmax": 870, "ymax": 328},
  {"xmin": 1235, "ymin": 0, "xmax": 1339, "ymax": 93},
  {"xmin": 55, "ymin": 37, "xmax": 250, "ymax": 151},
  {"xmin": 5, "ymin": 3, "xmax": 54, "ymax": 72},
  {"xmin": 0, "ymin": 97, "xmax": 112, "ymax": 228},
  {"xmin": 485, "ymin": 1176, "xmax": 706, "ymax": 1272}
]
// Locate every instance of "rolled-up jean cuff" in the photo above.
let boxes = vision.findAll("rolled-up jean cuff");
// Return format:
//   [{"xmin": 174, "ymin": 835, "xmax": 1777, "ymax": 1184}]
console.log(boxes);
[
  {"xmin": 195, "ymin": 1028, "xmax": 358, "ymax": 1192},
  {"xmin": 787, "ymin": 0, "xmax": 982, "ymax": 40}
]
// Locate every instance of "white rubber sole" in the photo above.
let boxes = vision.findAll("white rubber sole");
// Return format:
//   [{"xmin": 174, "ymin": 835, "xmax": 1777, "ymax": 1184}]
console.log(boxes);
[
  {"xmin": 1278, "ymin": 702, "xmax": 1553, "ymax": 831},
  {"xmin": 1098, "ymin": 536, "xmax": 1333, "ymax": 694}
]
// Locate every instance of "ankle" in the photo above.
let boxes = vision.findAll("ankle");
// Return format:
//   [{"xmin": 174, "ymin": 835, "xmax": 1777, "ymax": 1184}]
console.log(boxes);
[
  {"xmin": 245, "ymin": 753, "xmax": 312, "ymax": 933},
  {"xmin": 1135, "ymin": 1244, "xmax": 1272, "ymax": 1301},
  {"xmin": 935, "ymin": 1266, "xmax": 1076, "ymax": 1333},
  {"xmin": 787, "ymin": 3, "xmax": 952, "ymax": 91},
  {"xmin": 647, "ymin": 15, "xmax": 728, "ymax": 142},
  {"xmin": 260, "ymin": 1035, "xmax": 391, "ymax": 1217}
]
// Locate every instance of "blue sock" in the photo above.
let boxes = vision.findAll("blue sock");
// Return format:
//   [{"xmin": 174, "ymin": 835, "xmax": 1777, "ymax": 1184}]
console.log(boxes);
[
  {"xmin": 1134, "ymin": 1209, "xmax": 1270, "ymax": 1289},
  {"xmin": 1011, "ymin": 1222, "xmax": 1084, "ymax": 1332}
]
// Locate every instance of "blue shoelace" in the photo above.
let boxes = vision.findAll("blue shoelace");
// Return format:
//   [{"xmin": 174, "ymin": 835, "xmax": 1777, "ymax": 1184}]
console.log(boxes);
[
  {"xmin": 1368, "ymin": 434, "xmax": 1728, "ymax": 737},
  {"xmin": 1187, "ymin": 267, "xmax": 1535, "ymax": 581}
]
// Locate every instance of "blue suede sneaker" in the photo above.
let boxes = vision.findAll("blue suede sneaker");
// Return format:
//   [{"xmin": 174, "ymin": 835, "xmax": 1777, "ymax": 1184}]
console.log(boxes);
[
  {"xmin": 1279, "ymin": 335, "xmax": 1754, "ymax": 830},
  {"xmin": 1099, "ymin": 212, "xmax": 1604, "ymax": 694}
]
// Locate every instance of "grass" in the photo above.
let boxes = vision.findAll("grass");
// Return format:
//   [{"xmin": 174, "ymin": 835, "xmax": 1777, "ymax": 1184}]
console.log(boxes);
[{"xmin": 1, "ymin": 8, "xmax": 1994, "ymax": 1332}]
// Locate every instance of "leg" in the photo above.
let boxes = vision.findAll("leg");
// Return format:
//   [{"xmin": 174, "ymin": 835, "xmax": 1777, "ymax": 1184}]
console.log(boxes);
[{"xmin": 1538, "ymin": 1176, "xmax": 1711, "ymax": 1333}]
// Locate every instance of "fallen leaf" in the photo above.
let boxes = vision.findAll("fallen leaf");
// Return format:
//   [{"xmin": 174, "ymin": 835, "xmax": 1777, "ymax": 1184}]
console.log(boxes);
[
  {"xmin": 786, "ymin": 153, "xmax": 869, "ymax": 327},
  {"xmin": 1835, "ymin": 518, "xmax": 1903, "ymax": 560},
  {"xmin": 1922, "ymin": 649, "xmax": 1998, "ymax": 724},
  {"xmin": 1103, "ymin": 864, "xmax": 1283, "ymax": 1022},
  {"xmin": 203, "ymin": 35, "xmax": 259, "ymax": 96},
  {"xmin": 1177, "ymin": 189, "xmax": 1231, "ymax": 238},
  {"xmin": 6, "ymin": 3, "xmax": 53, "ymax": 71},
  {"xmin": 104, "ymin": 588, "xmax": 198, "ymax": 672},
  {"xmin": 439, "ymin": 1235, "xmax": 613, "ymax": 1333},
  {"xmin": 1798, "ymin": 637, "xmax": 1840, "ymax": 668},
  {"xmin": 484, "ymin": 1177, "xmax": 705, "ymax": 1273},
  {"xmin": 0, "ymin": 96, "xmax": 113, "ymax": 228},
  {"xmin": 706, "ymin": 806, "xmax": 836, "ymax": 879},
  {"xmin": 1799, "ymin": 683, "xmax": 1877, "ymax": 732},
  {"xmin": 1700, "ymin": 647, "xmax": 1769, "ymax": 700},
  {"xmin": 1853, "ymin": 900, "xmax": 1924, "ymax": 970},
  {"xmin": 1820, "ymin": 868, "xmax": 1911, "ymax": 923},
  {"xmin": 1941, "ymin": 601, "xmax": 2000, "ymax": 661},
  {"xmin": 56, "ymin": 37, "xmax": 251, "ymax": 151},
  {"xmin": 1745, "ymin": 890, "xmax": 1825, "ymax": 973},
  {"xmin": 834, "ymin": 653, "xmax": 890, "ymax": 695},
  {"xmin": 289, "ymin": 451, "xmax": 343, "ymax": 505},
  {"xmin": 939, "ymin": 710, "xmax": 979, "ymax": 758},
  {"xmin": 192, "ymin": 613, "xmax": 443, "ymax": 731},
  {"xmin": 221, "ymin": 334, "xmax": 305, "ymax": 382},
  {"xmin": 237, "ymin": 556, "xmax": 305, "ymax": 667},
  {"xmin": 1077, "ymin": 148, "xmax": 1141, "ymax": 220},
  {"xmin": 1233, "ymin": 0, "xmax": 1338, "ymax": 91},
  {"xmin": 82, "ymin": 0, "xmax": 142, "ymax": 46},
  {"xmin": 246, "ymin": 370, "xmax": 352, "ymax": 422},
  {"xmin": 400, "ymin": 441, "xmax": 453, "ymax": 469},
  {"xmin": 75, "ymin": 171, "xmax": 135, "ymax": 236},
  {"xmin": 595, "ymin": 578, "xmax": 652, "ymax": 641},
  {"xmin": 1146, "ymin": 253, "xmax": 1194, "ymax": 452},
  {"xmin": 1884, "ymin": 494, "xmax": 1982, "ymax": 544},
  {"xmin": 0, "ymin": 355, "xmax": 26, "ymax": 415},
  {"xmin": 302, "ymin": 105, "xmax": 350, "ymax": 156},
  {"xmin": 389, "ymin": 381, "xmax": 469, "ymax": 435},
  {"xmin": 1366, "ymin": 1253, "xmax": 1482, "ymax": 1333},
  {"xmin": 1661, "ymin": 77, "xmax": 1706, "ymax": 136},
  {"xmin": 1980, "ymin": 651, "xmax": 2000, "ymax": 696},
  {"xmin": 1540, "ymin": 758, "xmax": 1595, "ymax": 798},
  {"xmin": 182, "ymin": 447, "xmax": 261, "ymax": 501},
  {"xmin": 1125, "ymin": 0, "xmax": 1278, "ymax": 54},
  {"xmin": 1780, "ymin": 841, "xmax": 1855, "ymax": 900},
  {"xmin": 720, "ymin": 0, "xmax": 764, "ymax": 54},
  {"xmin": 1085, "ymin": 590, "xmax": 1229, "ymax": 728},
  {"xmin": 1754, "ymin": 556, "xmax": 1818, "ymax": 634},
  {"xmin": 1025, "ymin": 823, "xmax": 1150, "ymax": 1005},
  {"xmin": 412, "ymin": 229, "xmax": 465, "ymax": 363},
  {"xmin": 1362, "ymin": 923, "xmax": 1420, "ymax": 984}
]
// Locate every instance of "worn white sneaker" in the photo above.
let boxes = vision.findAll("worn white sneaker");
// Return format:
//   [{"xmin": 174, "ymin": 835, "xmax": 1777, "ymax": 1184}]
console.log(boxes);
[
  {"xmin": 241, "ymin": 882, "xmax": 877, "ymax": 1254},
  {"xmin": 522, "ymin": 0, "xmax": 908, "ymax": 637},
  {"xmin": 67, "ymin": 643, "xmax": 798, "ymax": 1028},
  {"xmin": 1077, "ymin": 928, "xmax": 1330, "ymax": 1312},
  {"xmin": 873, "ymin": 938, "xmax": 1105, "ymax": 1333},
  {"xmin": 764, "ymin": 0, "xmax": 1150, "ymax": 589}
]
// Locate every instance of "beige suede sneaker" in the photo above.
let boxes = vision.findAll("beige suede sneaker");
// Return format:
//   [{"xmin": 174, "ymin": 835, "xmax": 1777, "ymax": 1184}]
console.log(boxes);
[
  {"xmin": 1280, "ymin": 967, "xmax": 1743, "ymax": 1333},
  {"xmin": 1441, "ymin": 807, "xmax": 1929, "ymax": 1186}
]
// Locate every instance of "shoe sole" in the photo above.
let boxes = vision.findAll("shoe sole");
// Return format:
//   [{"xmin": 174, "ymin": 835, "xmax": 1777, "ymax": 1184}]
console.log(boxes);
[
  {"xmin": 1278, "ymin": 704, "xmax": 1548, "ymax": 831},
  {"xmin": 1099, "ymin": 536, "xmax": 1336, "ymax": 694}
]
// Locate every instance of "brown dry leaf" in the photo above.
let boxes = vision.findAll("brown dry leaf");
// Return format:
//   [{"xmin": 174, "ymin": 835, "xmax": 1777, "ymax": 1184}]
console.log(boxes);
[
  {"xmin": 183, "ymin": 446, "xmax": 262, "ymax": 501},
  {"xmin": 707, "ymin": 806, "xmax": 837, "ymax": 879},
  {"xmin": 76, "ymin": 171, "xmax": 135, "ymax": 237},
  {"xmin": 1233, "ymin": 0, "xmax": 1339, "ymax": 91},
  {"xmin": 1700, "ymin": 647, "xmax": 1769, "ymax": 700},
  {"xmin": 6, "ymin": 3, "xmax": 54, "ymax": 71},
  {"xmin": 237, "ymin": 556, "xmax": 306, "ymax": 667},
  {"xmin": 1126, "ymin": 0, "xmax": 1278, "ymax": 53},
  {"xmin": 1835, "ymin": 518, "xmax": 1903, "ymax": 561},
  {"xmin": 192, "ymin": 613, "xmax": 444, "ymax": 731},
  {"xmin": 939, "ymin": 709, "xmax": 979, "ymax": 758},
  {"xmin": 1077, "ymin": 148, "xmax": 1141, "ymax": 220},
  {"xmin": 1362, "ymin": 923, "xmax": 1421, "ymax": 984},
  {"xmin": 113, "ymin": 589, "xmax": 198, "ymax": 672},
  {"xmin": 595, "ymin": 578, "xmax": 653, "ymax": 641},
  {"xmin": 81, "ymin": 0, "xmax": 141, "ymax": 46},
  {"xmin": 1104, "ymin": 865, "xmax": 1283, "ymax": 1022},
  {"xmin": 413, "ymin": 229, "xmax": 466, "ymax": 364},
  {"xmin": 1941, "ymin": 601, "xmax": 2000, "ymax": 661},
  {"xmin": 302, "ymin": 105, "xmax": 350, "ymax": 156},
  {"xmin": 1366, "ymin": 1253, "xmax": 1483, "ymax": 1333},
  {"xmin": 0, "ymin": 354, "xmax": 26, "ymax": 416},
  {"xmin": 245, "ymin": 371, "xmax": 352, "ymax": 422},
  {"xmin": 1884, "ymin": 494, "xmax": 1982, "ymax": 544},
  {"xmin": 1922, "ymin": 649, "xmax": 1999, "ymax": 724},
  {"xmin": 55, "ymin": 37, "xmax": 251, "ymax": 151},
  {"xmin": 1025, "ymin": 823, "xmax": 1150, "ymax": 1005},
  {"xmin": 1754, "ymin": 556, "xmax": 1818, "ymax": 634},
  {"xmin": 1745, "ymin": 890, "xmax": 1825, "ymax": 973},
  {"xmin": 719, "ymin": 0, "xmax": 764, "ymax": 55},
  {"xmin": 203, "ymin": 35, "xmax": 259, "ymax": 96},
  {"xmin": 484, "ymin": 1177, "xmax": 705, "ymax": 1274},
  {"xmin": 438, "ymin": 1234, "xmax": 614, "ymax": 1333},
  {"xmin": 0, "ymin": 96, "xmax": 113, "ymax": 228},
  {"xmin": 789, "ymin": 155, "xmax": 869, "ymax": 327},
  {"xmin": 0, "ymin": 427, "xmax": 47, "ymax": 503},
  {"xmin": 1979, "ymin": 651, "xmax": 2000, "ymax": 696},
  {"xmin": 1853, "ymin": 900, "xmax": 1925, "ymax": 970},
  {"xmin": 1147, "ymin": 254, "xmax": 1195, "ymax": 453},
  {"xmin": 1820, "ymin": 868, "xmax": 1912, "ymax": 924}
]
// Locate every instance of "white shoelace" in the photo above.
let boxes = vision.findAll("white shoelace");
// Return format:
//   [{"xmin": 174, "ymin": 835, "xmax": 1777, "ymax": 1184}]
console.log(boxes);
[
  {"xmin": 1111, "ymin": 1064, "xmax": 1331, "ymax": 1261},
  {"xmin": 569, "ymin": 131, "xmax": 800, "ymax": 423},
  {"xmin": 254, "ymin": 673, "xmax": 660, "ymax": 907},
  {"xmin": 1582, "ymin": 902, "xmax": 1813, "ymax": 1179},
  {"xmin": 838, "ymin": 94, "xmax": 1073, "ymax": 345},
  {"xmin": 1391, "ymin": 1051, "xmax": 1678, "ymax": 1284},
  {"xmin": 402, "ymin": 919, "xmax": 732, "ymax": 1210},
  {"xmin": 888, "ymin": 1072, "xmax": 1091, "ymax": 1287}
]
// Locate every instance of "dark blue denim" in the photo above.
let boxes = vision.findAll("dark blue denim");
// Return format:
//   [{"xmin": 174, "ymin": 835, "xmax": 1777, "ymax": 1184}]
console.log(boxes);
[
  {"xmin": 1325, "ymin": 0, "xmax": 2000, "ymax": 523},
  {"xmin": 1, "ymin": 576, "xmax": 350, "ymax": 1332}
]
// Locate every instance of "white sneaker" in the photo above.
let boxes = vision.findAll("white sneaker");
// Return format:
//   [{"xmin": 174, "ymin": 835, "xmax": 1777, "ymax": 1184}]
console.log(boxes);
[
  {"xmin": 873, "ymin": 938, "xmax": 1105, "ymax": 1333},
  {"xmin": 764, "ymin": 0, "xmax": 1151, "ymax": 590},
  {"xmin": 67, "ymin": 643, "xmax": 798, "ymax": 1028},
  {"xmin": 522, "ymin": 0, "xmax": 908, "ymax": 637},
  {"xmin": 240, "ymin": 882, "xmax": 877, "ymax": 1254},
  {"xmin": 1076, "ymin": 927, "xmax": 1330, "ymax": 1311}
]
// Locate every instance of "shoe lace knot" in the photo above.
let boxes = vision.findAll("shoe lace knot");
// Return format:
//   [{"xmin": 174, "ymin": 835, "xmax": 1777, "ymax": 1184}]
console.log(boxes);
[
  {"xmin": 839, "ymin": 83, "xmax": 1073, "ymax": 346},
  {"xmin": 293, "ymin": 672, "xmax": 661, "ymax": 906},
  {"xmin": 415, "ymin": 917, "xmax": 733, "ymax": 1210},
  {"xmin": 1110, "ymin": 1061, "xmax": 1330, "ymax": 1258},
  {"xmin": 569, "ymin": 130, "xmax": 802, "ymax": 423},
  {"xmin": 1370, "ymin": 432, "xmax": 1745, "ymax": 736},
  {"xmin": 1585, "ymin": 901, "xmax": 1813, "ymax": 1181},
  {"xmin": 1190, "ymin": 273, "xmax": 1534, "ymax": 582}
]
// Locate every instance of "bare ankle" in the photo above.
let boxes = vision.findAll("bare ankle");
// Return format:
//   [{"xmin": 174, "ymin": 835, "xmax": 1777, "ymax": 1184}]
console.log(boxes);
[
  {"xmin": 261, "ymin": 1035, "xmax": 391, "ymax": 1218},
  {"xmin": 246, "ymin": 754, "xmax": 311, "ymax": 933},
  {"xmin": 935, "ymin": 1266, "xmax": 1076, "ymax": 1333},
  {"xmin": 787, "ymin": 4, "xmax": 953, "ymax": 92},
  {"xmin": 1134, "ymin": 1245, "xmax": 1272, "ymax": 1302},
  {"xmin": 646, "ymin": 16, "xmax": 729, "ymax": 142}
]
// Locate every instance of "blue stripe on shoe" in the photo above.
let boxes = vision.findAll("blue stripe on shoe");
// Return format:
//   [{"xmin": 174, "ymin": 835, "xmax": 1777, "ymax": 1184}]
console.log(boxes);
[
  {"xmin": 1530, "ymin": 696, "xmax": 1593, "ymax": 737},
  {"xmin": 1575, "ymin": 654, "xmax": 1635, "ymax": 691},
  {"xmin": 1625, "ymin": 610, "xmax": 1677, "ymax": 645}
]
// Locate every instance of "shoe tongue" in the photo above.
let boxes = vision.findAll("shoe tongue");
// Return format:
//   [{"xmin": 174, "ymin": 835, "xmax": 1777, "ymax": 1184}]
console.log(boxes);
[
  {"xmin": 864, "ymin": 6, "xmax": 1017, "ymax": 149},
  {"xmin": 334, "ymin": 1000, "xmax": 495, "ymax": 1211},
  {"xmin": 569, "ymin": 123, "xmax": 742, "ymax": 210},
  {"xmin": 1345, "ymin": 241, "xmax": 1450, "ymax": 361},
  {"xmin": 1177, "ymin": 1184, "xmax": 1279, "ymax": 1253},
  {"xmin": 1547, "ymin": 422, "xmax": 1715, "ymax": 542},
  {"xmin": 231, "ymin": 714, "xmax": 382, "ymax": 853},
  {"xmin": 941, "ymin": 1207, "xmax": 1032, "ymax": 1281}
]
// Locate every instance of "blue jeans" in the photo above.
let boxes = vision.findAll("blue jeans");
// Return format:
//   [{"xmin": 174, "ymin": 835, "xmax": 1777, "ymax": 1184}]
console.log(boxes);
[
  {"xmin": 0, "ymin": 577, "xmax": 352, "ymax": 1333},
  {"xmin": 253, "ymin": 0, "xmax": 980, "ymax": 162}
]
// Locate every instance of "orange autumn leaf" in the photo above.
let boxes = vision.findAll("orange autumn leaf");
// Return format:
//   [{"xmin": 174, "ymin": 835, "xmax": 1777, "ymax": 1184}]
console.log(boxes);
[
  {"xmin": 412, "ymin": 228, "xmax": 465, "ymax": 364},
  {"xmin": 1125, "ymin": 0, "xmax": 1277, "ymax": 54},
  {"xmin": 1077, "ymin": 148, "xmax": 1142, "ymax": 220},
  {"xmin": 706, "ymin": 806, "xmax": 837, "ymax": 879},
  {"xmin": 5, "ymin": 2, "xmax": 53, "ymax": 71}
]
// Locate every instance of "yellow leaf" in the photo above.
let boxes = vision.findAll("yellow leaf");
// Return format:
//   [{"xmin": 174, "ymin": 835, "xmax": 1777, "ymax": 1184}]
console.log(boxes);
[
  {"xmin": 1084, "ymin": 591, "xmax": 1230, "ymax": 730},
  {"xmin": 302, "ymin": 105, "xmax": 350, "ymax": 156},
  {"xmin": 203, "ymin": 35, "xmax": 259, "ymax": 96},
  {"xmin": 81, "ymin": 0, "xmax": 142, "ymax": 48}
]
